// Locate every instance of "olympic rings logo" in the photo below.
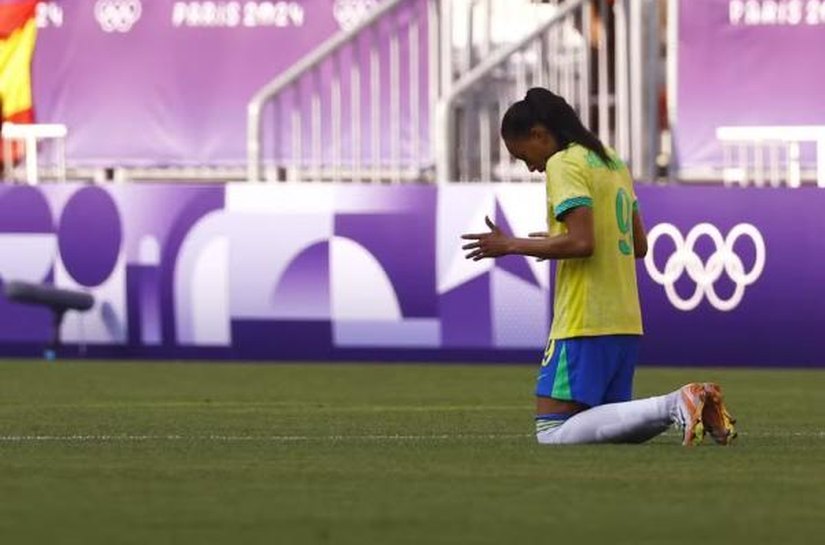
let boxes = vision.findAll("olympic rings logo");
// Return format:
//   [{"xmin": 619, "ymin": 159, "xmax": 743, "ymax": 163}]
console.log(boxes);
[
  {"xmin": 95, "ymin": 0, "xmax": 142, "ymax": 33},
  {"xmin": 644, "ymin": 223, "xmax": 766, "ymax": 312},
  {"xmin": 333, "ymin": 0, "xmax": 378, "ymax": 31}
]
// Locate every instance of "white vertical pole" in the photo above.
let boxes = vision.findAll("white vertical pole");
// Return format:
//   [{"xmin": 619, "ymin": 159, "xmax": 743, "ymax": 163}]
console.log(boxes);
[
  {"xmin": 614, "ymin": 0, "xmax": 631, "ymax": 164},
  {"xmin": 516, "ymin": 50, "xmax": 527, "ymax": 105},
  {"xmin": 645, "ymin": 0, "xmax": 661, "ymax": 181},
  {"xmin": 57, "ymin": 133, "xmax": 67, "ymax": 182},
  {"xmin": 437, "ymin": 0, "xmax": 453, "ymax": 183},
  {"xmin": 292, "ymin": 89, "xmax": 302, "ymax": 181},
  {"xmin": 562, "ymin": 14, "xmax": 574, "ymax": 103},
  {"xmin": 499, "ymin": 95, "xmax": 511, "ymax": 183},
  {"xmin": 332, "ymin": 55, "xmax": 342, "ymax": 183},
  {"xmin": 667, "ymin": 0, "xmax": 679, "ymax": 180},
  {"xmin": 410, "ymin": 18, "xmax": 421, "ymax": 177},
  {"xmin": 351, "ymin": 40, "xmax": 362, "ymax": 182},
  {"xmin": 754, "ymin": 140, "xmax": 764, "ymax": 187},
  {"xmin": 580, "ymin": 3, "xmax": 591, "ymax": 128},
  {"xmin": 428, "ymin": 0, "xmax": 439, "ymax": 172},
  {"xmin": 440, "ymin": 0, "xmax": 452, "ymax": 97},
  {"xmin": 465, "ymin": 0, "xmax": 475, "ymax": 73},
  {"xmin": 390, "ymin": 17, "xmax": 401, "ymax": 183},
  {"xmin": 371, "ymin": 28, "xmax": 381, "ymax": 183},
  {"xmin": 538, "ymin": 33, "xmax": 550, "ymax": 90},
  {"xmin": 769, "ymin": 142, "xmax": 780, "ymax": 187},
  {"xmin": 629, "ymin": 0, "xmax": 644, "ymax": 177},
  {"xmin": 25, "ymin": 134, "xmax": 38, "ymax": 185},
  {"xmin": 270, "ymin": 98, "xmax": 282, "ymax": 182},
  {"xmin": 535, "ymin": 38, "xmax": 546, "ymax": 89},
  {"xmin": 311, "ymin": 72, "xmax": 322, "ymax": 180},
  {"xmin": 788, "ymin": 141, "xmax": 801, "ymax": 188},
  {"xmin": 480, "ymin": 105, "xmax": 491, "ymax": 182},
  {"xmin": 722, "ymin": 142, "xmax": 732, "ymax": 185},
  {"xmin": 738, "ymin": 142, "xmax": 748, "ymax": 186},
  {"xmin": 597, "ymin": 0, "xmax": 609, "ymax": 145},
  {"xmin": 483, "ymin": 0, "xmax": 492, "ymax": 58}
]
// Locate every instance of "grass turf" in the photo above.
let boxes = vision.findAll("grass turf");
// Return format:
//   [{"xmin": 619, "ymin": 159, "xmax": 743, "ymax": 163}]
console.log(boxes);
[{"xmin": 0, "ymin": 360, "xmax": 823, "ymax": 544}]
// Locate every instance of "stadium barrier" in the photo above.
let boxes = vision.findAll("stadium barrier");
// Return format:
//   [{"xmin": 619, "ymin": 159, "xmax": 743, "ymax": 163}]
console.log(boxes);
[
  {"xmin": 18, "ymin": 1, "xmax": 661, "ymax": 183},
  {"xmin": 0, "ymin": 182, "xmax": 820, "ymax": 367}
]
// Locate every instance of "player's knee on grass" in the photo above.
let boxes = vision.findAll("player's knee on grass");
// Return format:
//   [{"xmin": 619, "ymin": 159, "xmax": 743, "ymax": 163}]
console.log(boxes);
[{"xmin": 535, "ymin": 397, "xmax": 584, "ymax": 445}]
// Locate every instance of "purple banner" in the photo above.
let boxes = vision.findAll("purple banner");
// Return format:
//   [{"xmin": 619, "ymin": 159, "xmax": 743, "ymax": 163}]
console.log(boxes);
[
  {"xmin": 0, "ymin": 182, "xmax": 823, "ymax": 367},
  {"xmin": 675, "ymin": 0, "xmax": 825, "ymax": 176},
  {"xmin": 31, "ymin": 1, "xmax": 428, "ymax": 167}
]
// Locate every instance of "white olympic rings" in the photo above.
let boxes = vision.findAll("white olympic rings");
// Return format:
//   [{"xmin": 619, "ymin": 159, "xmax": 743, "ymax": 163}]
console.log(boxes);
[
  {"xmin": 95, "ymin": 0, "xmax": 142, "ymax": 33},
  {"xmin": 644, "ymin": 222, "xmax": 766, "ymax": 311}
]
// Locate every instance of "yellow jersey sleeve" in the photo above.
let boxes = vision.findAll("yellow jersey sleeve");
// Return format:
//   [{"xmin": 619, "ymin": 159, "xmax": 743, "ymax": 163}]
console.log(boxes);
[{"xmin": 546, "ymin": 149, "xmax": 593, "ymax": 220}]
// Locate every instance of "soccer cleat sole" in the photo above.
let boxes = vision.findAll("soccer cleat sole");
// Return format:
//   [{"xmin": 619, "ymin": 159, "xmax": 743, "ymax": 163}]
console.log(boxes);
[{"xmin": 703, "ymin": 383, "xmax": 738, "ymax": 446}]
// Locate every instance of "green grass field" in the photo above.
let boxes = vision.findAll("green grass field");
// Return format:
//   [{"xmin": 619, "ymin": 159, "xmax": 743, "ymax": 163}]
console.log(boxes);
[{"xmin": 0, "ymin": 361, "xmax": 823, "ymax": 544}]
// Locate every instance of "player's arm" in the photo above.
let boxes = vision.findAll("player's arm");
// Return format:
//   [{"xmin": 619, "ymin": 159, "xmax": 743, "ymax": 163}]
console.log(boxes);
[
  {"xmin": 461, "ymin": 208, "xmax": 594, "ymax": 261},
  {"xmin": 632, "ymin": 208, "xmax": 647, "ymax": 258}
]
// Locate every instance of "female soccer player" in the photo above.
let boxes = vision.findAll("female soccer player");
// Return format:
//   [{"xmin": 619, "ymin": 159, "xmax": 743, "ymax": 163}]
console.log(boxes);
[{"xmin": 461, "ymin": 87, "xmax": 736, "ymax": 446}]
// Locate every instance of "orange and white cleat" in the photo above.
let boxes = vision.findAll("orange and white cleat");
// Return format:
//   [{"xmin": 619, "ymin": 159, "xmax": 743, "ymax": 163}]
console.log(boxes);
[
  {"xmin": 702, "ymin": 383, "xmax": 738, "ymax": 446},
  {"xmin": 675, "ymin": 383, "xmax": 707, "ymax": 446}
]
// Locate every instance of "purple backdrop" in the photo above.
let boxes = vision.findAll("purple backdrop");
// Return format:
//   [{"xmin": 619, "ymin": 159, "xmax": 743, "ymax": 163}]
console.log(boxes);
[
  {"xmin": 0, "ymin": 182, "xmax": 822, "ymax": 367},
  {"xmin": 31, "ymin": 0, "xmax": 429, "ymax": 167},
  {"xmin": 675, "ymin": 0, "xmax": 825, "ymax": 175}
]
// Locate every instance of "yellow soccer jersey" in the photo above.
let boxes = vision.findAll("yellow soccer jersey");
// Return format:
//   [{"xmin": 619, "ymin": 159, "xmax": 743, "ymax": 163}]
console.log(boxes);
[{"xmin": 545, "ymin": 144, "xmax": 643, "ymax": 339}]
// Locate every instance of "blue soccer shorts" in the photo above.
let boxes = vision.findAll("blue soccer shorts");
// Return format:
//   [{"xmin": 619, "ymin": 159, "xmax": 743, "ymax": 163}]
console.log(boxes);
[{"xmin": 535, "ymin": 335, "xmax": 641, "ymax": 407}]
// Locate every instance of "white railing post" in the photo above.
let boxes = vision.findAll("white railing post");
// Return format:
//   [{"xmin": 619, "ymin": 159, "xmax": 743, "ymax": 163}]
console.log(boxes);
[
  {"xmin": 247, "ymin": 101, "xmax": 262, "ymax": 182},
  {"xmin": 247, "ymin": 0, "xmax": 410, "ymax": 183},
  {"xmin": 597, "ymin": 0, "xmax": 610, "ymax": 145},
  {"xmin": 436, "ymin": 0, "xmax": 590, "ymax": 183},
  {"xmin": 614, "ymin": 0, "xmax": 631, "ymax": 165},
  {"xmin": 629, "ymin": 0, "xmax": 644, "ymax": 177},
  {"xmin": 716, "ymin": 125, "xmax": 825, "ymax": 187},
  {"xmin": 435, "ymin": 99, "xmax": 454, "ymax": 183}
]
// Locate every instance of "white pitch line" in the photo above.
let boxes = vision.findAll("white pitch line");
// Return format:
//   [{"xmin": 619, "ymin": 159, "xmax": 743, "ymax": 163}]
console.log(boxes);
[
  {"xmin": 0, "ymin": 431, "xmax": 823, "ymax": 443},
  {"xmin": 0, "ymin": 433, "xmax": 531, "ymax": 443}
]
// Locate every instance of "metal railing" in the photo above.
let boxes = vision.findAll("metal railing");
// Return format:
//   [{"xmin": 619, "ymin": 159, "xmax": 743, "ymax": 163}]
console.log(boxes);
[
  {"xmin": 716, "ymin": 126, "xmax": 825, "ymax": 188},
  {"xmin": 1, "ymin": 123, "xmax": 68, "ymax": 185},
  {"xmin": 247, "ymin": 0, "xmax": 436, "ymax": 183},
  {"xmin": 246, "ymin": 0, "xmax": 662, "ymax": 184},
  {"xmin": 435, "ymin": 0, "xmax": 661, "ymax": 183},
  {"xmin": 436, "ymin": 0, "xmax": 588, "ymax": 182},
  {"xmin": 5, "ymin": 1, "xmax": 663, "ymax": 184}
]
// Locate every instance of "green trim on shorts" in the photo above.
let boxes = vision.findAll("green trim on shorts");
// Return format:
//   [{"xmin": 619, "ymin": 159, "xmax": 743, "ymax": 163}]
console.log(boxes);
[{"xmin": 551, "ymin": 344, "xmax": 572, "ymax": 400}]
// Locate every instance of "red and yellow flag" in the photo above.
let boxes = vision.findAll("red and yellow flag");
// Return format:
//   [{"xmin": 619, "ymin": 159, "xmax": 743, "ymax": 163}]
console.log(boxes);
[{"xmin": 0, "ymin": 0, "xmax": 37, "ymax": 125}]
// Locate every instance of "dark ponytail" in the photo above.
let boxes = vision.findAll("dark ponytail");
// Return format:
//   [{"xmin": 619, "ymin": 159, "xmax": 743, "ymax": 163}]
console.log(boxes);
[{"xmin": 501, "ymin": 87, "xmax": 615, "ymax": 168}]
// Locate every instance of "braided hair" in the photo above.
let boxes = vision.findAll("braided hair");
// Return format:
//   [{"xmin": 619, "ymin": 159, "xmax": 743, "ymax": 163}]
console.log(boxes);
[{"xmin": 501, "ymin": 87, "xmax": 615, "ymax": 168}]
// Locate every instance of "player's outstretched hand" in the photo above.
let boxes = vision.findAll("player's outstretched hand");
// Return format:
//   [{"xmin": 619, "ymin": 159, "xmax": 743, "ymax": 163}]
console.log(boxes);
[{"xmin": 461, "ymin": 216, "xmax": 512, "ymax": 261}]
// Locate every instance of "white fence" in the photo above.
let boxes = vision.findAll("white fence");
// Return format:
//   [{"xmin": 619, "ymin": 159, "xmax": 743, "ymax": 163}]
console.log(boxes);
[{"xmin": 716, "ymin": 125, "xmax": 825, "ymax": 188}]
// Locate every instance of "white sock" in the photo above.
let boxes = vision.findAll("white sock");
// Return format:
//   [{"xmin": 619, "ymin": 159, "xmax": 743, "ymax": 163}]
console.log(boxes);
[{"xmin": 536, "ymin": 391, "xmax": 681, "ymax": 445}]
